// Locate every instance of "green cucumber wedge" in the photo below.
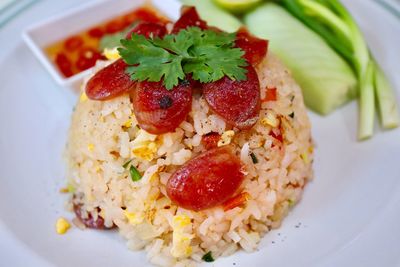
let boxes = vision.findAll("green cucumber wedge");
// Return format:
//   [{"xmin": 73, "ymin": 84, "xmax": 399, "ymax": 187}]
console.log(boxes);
[{"xmin": 245, "ymin": 3, "xmax": 358, "ymax": 115}]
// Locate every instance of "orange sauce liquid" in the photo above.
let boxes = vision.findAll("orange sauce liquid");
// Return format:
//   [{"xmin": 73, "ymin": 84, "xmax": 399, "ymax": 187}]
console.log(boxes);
[{"xmin": 45, "ymin": 4, "xmax": 169, "ymax": 78}]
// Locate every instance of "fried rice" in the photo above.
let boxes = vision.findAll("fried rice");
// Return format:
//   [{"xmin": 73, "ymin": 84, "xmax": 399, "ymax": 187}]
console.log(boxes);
[{"xmin": 65, "ymin": 53, "xmax": 313, "ymax": 266}]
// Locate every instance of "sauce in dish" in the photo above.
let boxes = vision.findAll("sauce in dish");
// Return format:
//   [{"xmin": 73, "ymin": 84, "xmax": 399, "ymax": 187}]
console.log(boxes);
[{"xmin": 45, "ymin": 5, "xmax": 168, "ymax": 78}]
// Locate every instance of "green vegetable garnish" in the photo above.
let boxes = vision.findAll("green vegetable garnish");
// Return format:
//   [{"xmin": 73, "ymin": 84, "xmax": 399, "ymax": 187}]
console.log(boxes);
[
  {"xmin": 282, "ymin": 0, "xmax": 399, "ymax": 139},
  {"xmin": 122, "ymin": 159, "xmax": 132, "ymax": 169},
  {"xmin": 250, "ymin": 152, "xmax": 258, "ymax": 164},
  {"xmin": 202, "ymin": 251, "xmax": 215, "ymax": 262},
  {"xmin": 118, "ymin": 27, "xmax": 248, "ymax": 90},
  {"xmin": 245, "ymin": 4, "xmax": 357, "ymax": 115},
  {"xmin": 129, "ymin": 165, "xmax": 142, "ymax": 182}
]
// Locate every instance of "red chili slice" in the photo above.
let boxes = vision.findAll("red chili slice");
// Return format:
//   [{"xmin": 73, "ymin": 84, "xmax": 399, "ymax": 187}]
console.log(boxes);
[
  {"xmin": 105, "ymin": 19, "xmax": 125, "ymax": 34},
  {"xmin": 55, "ymin": 53, "xmax": 73, "ymax": 78},
  {"xmin": 88, "ymin": 27, "xmax": 104, "ymax": 39},
  {"xmin": 203, "ymin": 65, "xmax": 261, "ymax": 129},
  {"xmin": 86, "ymin": 59, "xmax": 136, "ymax": 100},
  {"xmin": 125, "ymin": 22, "xmax": 167, "ymax": 39},
  {"xmin": 172, "ymin": 6, "xmax": 208, "ymax": 33},
  {"xmin": 64, "ymin": 36, "xmax": 83, "ymax": 52},
  {"xmin": 76, "ymin": 47, "xmax": 103, "ymax": 71},
  {"xmin": 134, "ymin": 7, "xmax": 167, "ymax": 24},
  {"xmin": 201, "ymin": 132, "xmax": 221, "ymax": 150},
  {"xmin": 262, "ymin": 87, "xmax": 277, "ymax": 102},
  {"xmin": 167, "ymin": 146, "xmax": 244, "ymax": 211},
  {"xmin": 131, "ymin": 80, "xmax": 192, "ymax": 134},
  {"xmin": 235, "ymin": 27, "xmax": 268, "ymax": 66}
]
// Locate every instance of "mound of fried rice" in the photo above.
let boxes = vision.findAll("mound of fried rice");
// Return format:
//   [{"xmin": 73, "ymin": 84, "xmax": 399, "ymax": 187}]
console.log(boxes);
[{"xmin": 65, "ymin": 53, "xmax": 313, "ymax": 266}]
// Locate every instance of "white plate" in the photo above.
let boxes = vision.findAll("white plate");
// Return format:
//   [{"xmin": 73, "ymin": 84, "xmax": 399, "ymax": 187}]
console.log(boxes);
[{"xmin": 1, "ymin": 0, "xmax": 400, "ymax": 266}]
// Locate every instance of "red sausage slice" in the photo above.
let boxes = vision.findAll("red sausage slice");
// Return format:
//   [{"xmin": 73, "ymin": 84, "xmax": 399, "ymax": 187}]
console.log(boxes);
[
  {"xmin": 203, "ymin": 65, "xmax": 261, "ymax": 129},
  {"xmin": 131, "ymin": 80, "xmax": 192, "ymax": 134},
  {"xmin": 167, "ymin": 146, "xmax": 244, "ymax": 211},
  {"xmin": 125, "ymin": 22, "xmax": 167, "ymax": 39},
  {"xmin": 235, "ymin": 28, "xmax": 268, "ymax": 66},
  {"xmin": 172, "ymin": 6, "xmax": 208, "ymax": 33},
  {"xmin": 86, "ymin": 22, "xmax": 167, "ymax": 101},
  {"xmin": 73, "ymin": 203, "xmax": 114, "ymax": 229},
  {"xmin": 85, "ymin": 59, "xmax": 136, "ymax": 100}
]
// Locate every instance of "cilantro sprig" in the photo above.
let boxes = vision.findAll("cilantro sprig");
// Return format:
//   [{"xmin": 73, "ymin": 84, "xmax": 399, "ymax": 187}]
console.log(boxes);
[{"xmin": 118, "ymin": 27, "xmax": 248, "ymax": 90}]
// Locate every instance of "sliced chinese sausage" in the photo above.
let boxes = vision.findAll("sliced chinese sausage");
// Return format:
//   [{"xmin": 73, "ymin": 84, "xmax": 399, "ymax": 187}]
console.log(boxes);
[
  {"xmin": 172, "ymin": 6, "xmax": 208, "ymax": 33},
  {"xmin": 167, "ymin": 146, "xmax": 244, "ymax": 211},
  {"xmin": 203, "ymin": 65, "xmax": 261, "ymax": 129},
  {"xmin": 131, "ymin": 80, "xmax": 193, "ymax": 134},
  {"xmin": 125, "ymin": 22, "xmax": 167, "ymax": 39},
  {"xmin": 86, "ymin": 22, "xmax": 167, "ymax": 101},
  {"xmin": 73, "ymin": 203, "xmax": 113, "ymax": 229},
  {"xmin": 86, "ymin": 59, "xmax": 135, "ymax": 100},
  {"xmin": 235, "ymin": 27, "xmax": 268, "ymax": 66}
]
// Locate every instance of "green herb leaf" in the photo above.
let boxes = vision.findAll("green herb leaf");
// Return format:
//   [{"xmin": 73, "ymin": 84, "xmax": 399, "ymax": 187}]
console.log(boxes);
[
  {"xmin": 250, "ymin": 152, "xmax": 258, "ymax": 164},
  {"xmin": 118, "ymin": 27, "xmax": 247, "ymax": 90},
  {"xmin": 202, "ymin": 251, "xmax": 215, "ymax": 262},
  {"xmin": 129, "ymin": 165, "xmax": 142, "ymax": 182}
]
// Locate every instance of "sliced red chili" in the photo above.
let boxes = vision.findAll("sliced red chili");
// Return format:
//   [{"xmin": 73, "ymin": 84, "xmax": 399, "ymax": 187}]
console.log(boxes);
[
  {"xmin": 87, "ymin": 27, "xmax": 104, "ymax": 39},
  {"xmin": 64, "ymin": 36, "xmax": 83, "ymax": 52},
  {"xmin": 263, "ymin": 88, "xmax": 277, "ymax": 102},
  {"xmin": 55, "ymin": 53, "xmax": 73, "ymax": 78},
  {"xmin": 75, "ymin": 47, "xmax": 102, "ymax": 71},
  {"xmin": 105, "ymin": 19, "xmax": 125, "ymax": 34}
]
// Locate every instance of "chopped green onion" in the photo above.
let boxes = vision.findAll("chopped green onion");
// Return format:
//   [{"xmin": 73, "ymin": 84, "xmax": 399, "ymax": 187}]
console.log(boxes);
[
  {"xmin": 250, "ymin": 152, "xmax": 258, "ymax": 164},
  {"xmin": 374, "ymin": 64, "xmax": 400, "ymax": 129},
  {"xmin": 202, "ymin": 251, "xmax": 215, "ymax": 262},
  {"xmin": 129, "ymin": 165, "xmax": 142, "ymax": 182},
  {"xmin": 122, "ymin": 159, "xmax": 132, "ymax": 169}
]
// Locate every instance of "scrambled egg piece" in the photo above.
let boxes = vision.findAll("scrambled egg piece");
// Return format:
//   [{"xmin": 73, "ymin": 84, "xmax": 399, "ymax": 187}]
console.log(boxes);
[
  {"xmin": 217, "ymin": 130, "xmax": 235, "ymax": 147},
  {"xmin": 79, "ymin": 92, "xmax": 88, "ymax": 102},
  {"xmin": 103, "ymin": 47, "xmax": 121, "ymax": 60},
  {"xmin": 171, "ymin": 214, "xmax": 193, "ymax": 258},
  {"xmin": 87, "ymin": 143, "xmax": 95, "ymax": 152},
  {"xmin": 56, "ymin": 217, "xmax": 71, "ymax": 235},
  {"xmin": 300, "ymin": 151, "xmax": 310, "ymax": 164},
  {"xmin": 123, "ymin": 119, "xmax": 133, "ymax": 128},
  {"xmin": 131, "ymin": 130, "xmax": 158, "ymax": 161},
  {"xmin": 261, "ymin": 113, "xmax": 280, "ymax": 128},
  {"xmin": 124, "ymin": 210, "xmax": 144, "ymax": 225}
]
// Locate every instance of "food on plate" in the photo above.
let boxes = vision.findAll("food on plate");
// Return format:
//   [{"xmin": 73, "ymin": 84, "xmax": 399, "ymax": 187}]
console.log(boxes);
[
  {"xmin": 180, "ymin": 0, "xmax": 242, "ymax": 32},
  {"xmin": 244, "ymin": 4, "xmax": 358, "ymax": 116},
  {"xmin": 280, "ymin": 0, "xmax": 399, "ymax": 139},
  {"xmin": 45, "ymin": 5, "xmax": 168, "ymax": 78},
  {"xmin": 65, "ymin": 6, "xmax": 313, "ymax": 266},
  {"xmin": 55, "ymin": 217, "xmax": 71, "ymax": 235},
  {"xmin": 184, "ymin": 0, "xmax": 400, "ymax": 140}
]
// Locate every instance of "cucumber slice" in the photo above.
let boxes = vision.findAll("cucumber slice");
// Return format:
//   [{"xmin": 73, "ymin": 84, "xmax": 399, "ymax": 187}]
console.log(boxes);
[
  {"xmin": 180, "ymin": 0, "xmax": 242, "ymax": 32},
  {"xmin": 245, "ymin": 3, "xmax": 358, "ymax": 115}
]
